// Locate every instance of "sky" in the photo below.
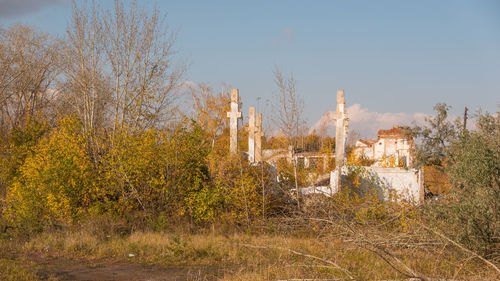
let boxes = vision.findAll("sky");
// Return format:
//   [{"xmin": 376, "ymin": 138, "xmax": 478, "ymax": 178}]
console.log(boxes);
[{"xmin": 1, "ymin": 0, "xmax": 499, "ymax": 138}]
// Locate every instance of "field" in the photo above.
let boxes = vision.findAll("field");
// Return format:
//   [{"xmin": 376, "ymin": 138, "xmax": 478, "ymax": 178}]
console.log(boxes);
[{"xmin": 1, "ymin": 215, "xmax": 498, "ymax": 281}]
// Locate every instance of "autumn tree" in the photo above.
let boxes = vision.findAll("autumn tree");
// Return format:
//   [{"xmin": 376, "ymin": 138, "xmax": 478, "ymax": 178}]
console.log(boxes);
[
  {"xmin": 191, "ymin": 83, "xmax": 231, "ymax": 151},
  {"xmin": 0, "ymin": 25, "xmax": 60, "ymax": 206}
]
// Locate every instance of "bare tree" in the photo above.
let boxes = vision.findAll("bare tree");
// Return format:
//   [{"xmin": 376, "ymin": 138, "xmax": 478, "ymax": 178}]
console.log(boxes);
[
  {"xmin": 0, "ymin": 24, "xmax": 60, "ymax": 140},
  {"xmin": 102, "ymin": 0, "xmax": 185, "ymax": 130},
  {"xmin": 273, "ymin": 67, "xmax": 303, "ymax": 148},
  {"xmin": 60, "ymin": 0, "xmax": 110, "ymax": 136},
  {"xmin": 58, "ymin": 0, "xmax": 185, "ymax": 135},
  {"xmin": 347, "ymin": 129, "xmax": 361, "ymax": 148},
  {"xmin": 273, "ymin": 66, "xmax": 304, "ymax": 210},
  {"xmin": 60, "ymin": 0, "xmax": 185, "ymax": 134}
]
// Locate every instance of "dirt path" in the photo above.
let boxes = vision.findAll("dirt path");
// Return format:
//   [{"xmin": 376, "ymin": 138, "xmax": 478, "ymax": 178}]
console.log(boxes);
[{"xmin": 31, "ymin": 256, "xmax": 221, "ymax": 281}]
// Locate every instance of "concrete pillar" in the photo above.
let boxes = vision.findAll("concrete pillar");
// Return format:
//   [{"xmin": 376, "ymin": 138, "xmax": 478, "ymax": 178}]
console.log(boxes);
[
  {"xmin": 248, "ymin": 106, "xmax": 256, "ymax": 162},
  {"xmin": 227, "ymin": 89, "xmax": 242, "ymax": 155},
  {"xmin": 335, "ymin": 90, "xmax": 348, "ymax": 168},
  {"xmin": 255, "ymin": 113, "xmax": 264, "ymax": 162},
  {"xmin": 334, "ymin": 89, "xmax": 348, "ymax": 189}
]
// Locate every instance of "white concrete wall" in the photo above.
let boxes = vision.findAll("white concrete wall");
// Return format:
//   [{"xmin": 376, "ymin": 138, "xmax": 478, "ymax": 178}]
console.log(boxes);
[
  {"xmin": 353, "ymin": 147, "xmax": 371, "ymax": 159},
  {"xmin": 367, "ymin": 167, "xmax": 423, "ymax": 204},
  {"xmin": 300, "ymin": 186, "xmax": 335, "ymax": 196},
  {"xmin": 371, "ymin": 137, "xmax": 412, "ymax": 166},
  {"xmin": 330, "ymin": 166, "xmax": 424, "ymax": 205},
  {"xmin": 385, "ymin": 138, "xmax": 397, "ymax": 156},
  {"xmin": 396, "ymin": 139, "xmax": 412, "ymax": 166},
  {"xmin": 374, "ymin": 139, "xmax": 385, "ymax": 160},
  {"xmin": 363, "ymin": 147, "xmax": 373, "ymax": 159}
]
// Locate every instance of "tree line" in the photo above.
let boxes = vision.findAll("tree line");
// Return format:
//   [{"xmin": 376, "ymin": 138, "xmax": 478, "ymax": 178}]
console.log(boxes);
[{"xmin": 0, "ymin": 1, "xmax": 285, "ymax": 233}]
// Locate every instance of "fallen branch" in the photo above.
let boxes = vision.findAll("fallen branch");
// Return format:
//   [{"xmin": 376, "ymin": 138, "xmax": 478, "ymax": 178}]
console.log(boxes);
[
  {"xmin": 308, "ymin": 217, "xmax": 426, "ymax": 280},
  {"xmin": 420, "ymin": 223, "xmax": 500, "ymax": 275},
  {"xmin": 239, "ymin": 243, "xmax": 354, "ymax": 280}
]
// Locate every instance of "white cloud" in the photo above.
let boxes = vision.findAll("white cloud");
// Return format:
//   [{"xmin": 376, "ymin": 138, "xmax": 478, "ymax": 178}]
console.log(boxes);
[{"xmin": 309, "ymin": 104, "xmax": 428, "ymax": 139}]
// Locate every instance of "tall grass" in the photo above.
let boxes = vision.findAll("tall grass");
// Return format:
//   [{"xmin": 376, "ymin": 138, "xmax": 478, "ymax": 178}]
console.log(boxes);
[{"xmin": 14, "ymin": 220, "xmax": 497, "ymax": 280}]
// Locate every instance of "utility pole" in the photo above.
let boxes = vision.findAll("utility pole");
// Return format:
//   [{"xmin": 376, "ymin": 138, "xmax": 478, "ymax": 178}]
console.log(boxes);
[{"xmin": 463, "ymin": 107, "xmax": 468, "ymax": 131}]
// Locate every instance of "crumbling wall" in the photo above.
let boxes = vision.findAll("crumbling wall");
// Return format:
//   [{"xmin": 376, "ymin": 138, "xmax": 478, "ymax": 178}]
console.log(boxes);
[{"xmin": 330, "ymin": 166, "xmax": 424, "ymax": 204}]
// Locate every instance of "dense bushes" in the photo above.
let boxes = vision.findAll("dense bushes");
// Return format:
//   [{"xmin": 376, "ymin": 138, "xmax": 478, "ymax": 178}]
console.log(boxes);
[
  {"xmin": 0, "ymin": 117, "xmax": 50, "ymax": 203},
  {"xmin": 427, "ymin": 112, "xmax": 499, "ymax": 258},
  {"xmin": 208, "ymin": 154, "xmax": 278, "ymax": 223},
  {"xmin": 0, "ymin": 115, "xmax": 279, "ymax": 233},
  {"xmin": 5, "ymin": 117, "xmax": 96, "ymax": 231},
  {"xmin": 410, "ymin": 108, "xmax": 499, "ymax": 260},
  {"xmin": 101, "ymin": 121, "xmax": 212, "ymax": 221}
]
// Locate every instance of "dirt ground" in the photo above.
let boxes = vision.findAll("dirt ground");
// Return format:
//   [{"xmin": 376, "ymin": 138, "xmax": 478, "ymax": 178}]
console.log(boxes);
[{"xmin": 31, "ymin": 256, "xmax": 221, "ymax": 281}]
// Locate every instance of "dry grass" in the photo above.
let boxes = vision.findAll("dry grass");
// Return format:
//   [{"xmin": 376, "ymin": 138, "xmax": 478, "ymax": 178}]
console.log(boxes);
[
  {"xmin": 0, "ymin": 258, "xmax": 59, "ymax": 281},
  {"xmin": 13, "ymin": 223, "xmax": 498, "ymax": 281}
]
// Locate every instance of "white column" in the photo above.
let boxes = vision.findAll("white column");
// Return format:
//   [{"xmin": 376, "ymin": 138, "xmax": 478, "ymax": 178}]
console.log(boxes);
[
  {"xmin": 255, "ymin": 113, "xmax": 264, "ymax": 162},
  {"xmin": 248, "ymin": 106, "xmax": 256, "ymax": 162},
  {"xmin": 227, "ymin": 89, "xmax": 242, "ymax": 155}
]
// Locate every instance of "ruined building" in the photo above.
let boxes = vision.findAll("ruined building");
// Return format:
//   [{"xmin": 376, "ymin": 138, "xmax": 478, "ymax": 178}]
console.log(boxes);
[{"xmin": 353, "ymin": 126, "xmax": 413, "ymax": 167}]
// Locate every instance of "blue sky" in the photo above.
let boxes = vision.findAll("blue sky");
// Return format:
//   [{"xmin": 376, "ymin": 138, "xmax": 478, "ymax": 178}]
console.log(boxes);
[{"xmin": 1, "ymin": 0, "xmax": 499, "ymax": 137}]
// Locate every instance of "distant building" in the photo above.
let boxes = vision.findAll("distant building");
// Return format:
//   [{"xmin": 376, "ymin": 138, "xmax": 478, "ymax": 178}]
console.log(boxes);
[
  {"xmin": 353, "ymin": 126, "xmax": 413, "ymax": 167},
  {"xmin": 353, "ymin": 139, "xmax": 377, "ymax": 159}
]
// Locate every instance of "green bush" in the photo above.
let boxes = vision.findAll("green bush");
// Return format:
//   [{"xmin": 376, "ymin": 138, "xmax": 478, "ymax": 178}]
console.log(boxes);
[{"xmin": 427, "ymin": 111, "xmax": 499, "ymax": 258}]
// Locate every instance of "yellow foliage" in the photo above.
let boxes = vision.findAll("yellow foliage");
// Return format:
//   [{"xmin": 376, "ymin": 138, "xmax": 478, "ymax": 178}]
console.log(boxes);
[
  {"xmin": 345, "ymin": 153, "xmax": 365, "ymax": 188},
  {"xmin": 101, "ymin": 120, "xmax": 213, "ymax": 222},
  {"xmin": 346, "ymin": 152, "xmax": 363, "ymax": 166},
  {"xmin": 5, "ymin": 116, "xmax": 97, "ymax": 229},
  {"xmin": 395, "ymin": 203, "xmax": 419, "ymax": 232},
  {"xmin": 209, "ymin": 154, "xmax": 273, "ymax": 224},
  {"xmin": 379, "ymin": 154, "xmax": 406, "ymax": 168},
  {"xmin": 423, "ymin": 165, "xmax": 451, "ymax": 195},
  {"xmin": 102, "ymin": 127, "xmax": 169, "ymax": 215},
  {"xmin": 192, "ymin": 87, "xmax": 231, "ymax": 145}
]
